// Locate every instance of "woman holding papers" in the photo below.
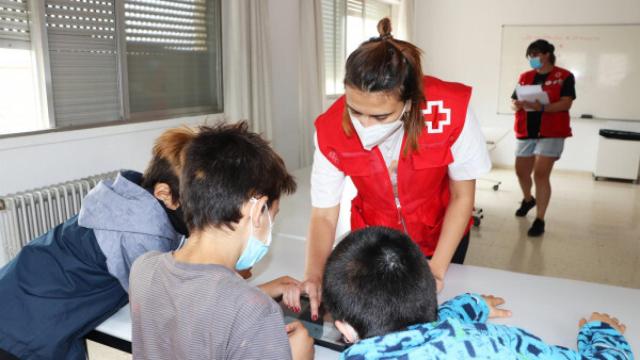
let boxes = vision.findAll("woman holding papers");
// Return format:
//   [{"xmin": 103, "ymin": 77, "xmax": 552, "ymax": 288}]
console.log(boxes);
[
  {"xmin": 511, "ymin": 39, "xmax": 576, "ymax": 237},
  {"xmin": 283, "ymin": 18, "xmax": 491, "ymax": 319}
]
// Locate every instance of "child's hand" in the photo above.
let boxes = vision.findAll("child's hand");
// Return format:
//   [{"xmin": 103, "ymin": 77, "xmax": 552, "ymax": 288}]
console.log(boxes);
[
  {"xmin": 481, "ymin": 295, "xmax": 512, "ymax": 319},
  {"xmin": 286, "ymin": 321, "xmax": 314, "ymax": 360},
  {"xmin": 257, "ymin": 276, "xmax": 301, "ymax": 300},
  {"xmin": 579, "ymin": 312, "xmax": 627, "ymax": 334}
]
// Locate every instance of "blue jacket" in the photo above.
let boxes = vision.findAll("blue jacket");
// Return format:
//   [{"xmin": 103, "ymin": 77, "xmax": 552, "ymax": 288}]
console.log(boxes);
[
  {"xmin": 0, "ymin": 171, "xmax": 182, "ymax": 360},
  {"xmin": 341, "ymin": 294, "xmax": 633, "ymax": 360}
]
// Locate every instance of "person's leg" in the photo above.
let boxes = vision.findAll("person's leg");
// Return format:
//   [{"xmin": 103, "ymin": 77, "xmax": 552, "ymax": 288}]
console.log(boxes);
[
  {"xmin": 533, "ymin": 155, "xmax": 557, "ymax": 220},
  {"xmin": 450, "ymin": 232, "xmax": 470, "ymax": 264},
  {"xmin": 514, "ymin": 139, "xmax": 537, "ymax": 216},
  {"xmin": 528, "ymin": 138, "xmax": 564, "ymax": 237},
  {"xmin": 532, "ymin": 138, "xmax": 564, "ymax": 221},
  {"xmin": 515, "ymin": 156, "xmax": 535, "ymax": 200}
]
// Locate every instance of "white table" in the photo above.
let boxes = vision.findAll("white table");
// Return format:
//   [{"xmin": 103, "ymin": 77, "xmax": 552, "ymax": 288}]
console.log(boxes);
[
  {"xmin": 91, "ymin": 167, "xmax": 639, "ymax": 358},
  {"xmin": 93, "ymin": 233, "xmax": 640, "ymax": 358}
]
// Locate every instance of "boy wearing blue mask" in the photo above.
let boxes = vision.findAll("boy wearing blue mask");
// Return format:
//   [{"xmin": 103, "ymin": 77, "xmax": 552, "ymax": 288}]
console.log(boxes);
[
  {"xmin": 129, "ymin": 121, "xmax": 314, "ymax": 360},
  {"xmin": 322, "ymin": 226, "xmax": 633, "ymax": 360}
]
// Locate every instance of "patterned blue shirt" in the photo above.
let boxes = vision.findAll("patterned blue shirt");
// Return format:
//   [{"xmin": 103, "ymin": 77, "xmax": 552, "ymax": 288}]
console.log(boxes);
[{"xmin": 341, "ymin": 293, "xmax": 633, "ymax": 360}]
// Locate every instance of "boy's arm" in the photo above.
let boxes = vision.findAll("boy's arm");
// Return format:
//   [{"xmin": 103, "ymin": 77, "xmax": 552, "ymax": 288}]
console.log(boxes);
[
  {"xmin": 438, "ymin": 293, "xmax": 490, "ymax": 323},
  {"xmin": 577, "ymin": 321, "xmax": 633, "ymax": 360},
  {"xmin": 482, "ymin": 321, "xmax": 632, "ymax": 359}
]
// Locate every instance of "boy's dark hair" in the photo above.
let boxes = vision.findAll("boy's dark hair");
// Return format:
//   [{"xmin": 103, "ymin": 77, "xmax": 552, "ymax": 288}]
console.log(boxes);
[
  {"xmin": 141, "ymin": 126, "xmax": 196, "ymax": 202},
  {"xmin": 322, "ymin": 226, "xmax": 437, "ymax": 339},
  {"xmin": 180, "ymin": 121, "xmax": 297, "ymax": 232},
  {"xmin": 526, "ymin": 39, "xmax": 556, "ymax": 65}
]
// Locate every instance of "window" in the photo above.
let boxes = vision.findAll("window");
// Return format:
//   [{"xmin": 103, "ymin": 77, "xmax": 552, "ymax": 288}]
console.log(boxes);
[
  {"xmin": 0, "ymin": 0, "xmax": 223, "ymax": 137},
  {"xmin": 322, "ymin": 0, "xmax": 395, "ymax": 96},
  {"xmin": 0, "ymin": 0, "xmax": 44, "ymax": 134},
  {"xmin": 45, "ymin": 0, "xmax": 121, "ymax": 127},
  {"xmin": 125, "ymin": 0, "xmax": 223, "ymax": 118}
]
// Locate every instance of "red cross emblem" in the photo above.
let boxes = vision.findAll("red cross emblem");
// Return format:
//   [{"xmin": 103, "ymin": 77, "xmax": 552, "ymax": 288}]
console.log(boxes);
[{"xmin": 422, "ymin": 100, "xmax": 451, "ymax": 134}]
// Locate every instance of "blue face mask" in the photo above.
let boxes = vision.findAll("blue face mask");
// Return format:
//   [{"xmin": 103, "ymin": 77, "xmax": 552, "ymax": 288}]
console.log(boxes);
[
  {"xmin": 235, "ymin": 199, "xmax": 273, "ymax": 271},
  {"xmin": 529, "ymin": 56, "xmax": 542, "ymax": 69}
]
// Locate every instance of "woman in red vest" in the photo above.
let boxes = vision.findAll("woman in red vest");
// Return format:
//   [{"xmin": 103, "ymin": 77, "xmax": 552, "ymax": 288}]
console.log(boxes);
[
  {"xmin": 511, "ymin": 39, "xmax": 575, "ymax": 237},
  {"xmin": 283, "ymin": 18, "xmax": 491, "ymax": 318}
]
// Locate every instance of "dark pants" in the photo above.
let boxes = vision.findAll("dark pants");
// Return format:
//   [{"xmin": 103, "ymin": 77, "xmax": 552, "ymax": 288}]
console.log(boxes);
[{"xmin": 427, "ymin": 231, "xmax": 470, "ymax": 264}]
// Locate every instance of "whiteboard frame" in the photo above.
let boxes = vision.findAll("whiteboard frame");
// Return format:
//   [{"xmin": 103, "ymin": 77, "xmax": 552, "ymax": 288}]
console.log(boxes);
[{"xmin": 497, "ymin": 23, "xmax": 640, "ymax": 122}]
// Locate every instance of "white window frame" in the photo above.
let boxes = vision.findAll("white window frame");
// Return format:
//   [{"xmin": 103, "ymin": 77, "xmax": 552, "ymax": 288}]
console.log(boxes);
[{"xmin": 0, "ymin": 0, "xmax": 224, "ymax": 139}]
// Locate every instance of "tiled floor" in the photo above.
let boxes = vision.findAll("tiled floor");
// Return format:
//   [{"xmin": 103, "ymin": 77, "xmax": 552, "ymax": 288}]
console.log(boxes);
[
  {"xmin": 468, "ymin": 167, "xmax": 640, "ymax": 289},
  {"xmin": 88, "ymin": 167, "xmax": 640, "ymax": 358},
  {"xmin": 87, "ymin": 341, "xmax": 131, "ymax": 360}
]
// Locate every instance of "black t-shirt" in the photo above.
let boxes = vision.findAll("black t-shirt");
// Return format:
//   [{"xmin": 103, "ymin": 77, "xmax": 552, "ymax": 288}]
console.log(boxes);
[{"xmin": 512, "ymin": 72, "xmax": 576, "ymax": 139}]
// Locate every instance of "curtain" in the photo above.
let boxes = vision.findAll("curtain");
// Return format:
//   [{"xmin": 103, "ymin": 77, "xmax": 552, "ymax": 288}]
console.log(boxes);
[
  {"xmin": 297, "ymin": 0, "xmax": 325, "ymax": 167},
  {"xmin": 222, "ymin": 0, "xmax": 273, "ymax": 139}
]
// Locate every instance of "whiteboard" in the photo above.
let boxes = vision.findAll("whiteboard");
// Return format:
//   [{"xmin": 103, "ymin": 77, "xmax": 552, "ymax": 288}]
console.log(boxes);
[{"xmin": 498, "ymin": 24, "xmax": 640, "ymax": 121}]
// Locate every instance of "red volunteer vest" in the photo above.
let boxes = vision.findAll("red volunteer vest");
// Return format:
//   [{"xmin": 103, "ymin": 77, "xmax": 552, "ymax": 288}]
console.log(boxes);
[
  {"xmin": 514, "ymin": 66, "xmax": 573, "ymax": 139},
  {"xmin": 315, "ymin": 76, "xmax": 472, "ymax": 256}
]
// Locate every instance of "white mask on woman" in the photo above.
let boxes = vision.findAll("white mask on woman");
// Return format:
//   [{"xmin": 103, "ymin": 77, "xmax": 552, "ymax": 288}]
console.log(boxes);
[{"xmin": 349, "ymin": 102, "xmax": 408, "ymax": 151}]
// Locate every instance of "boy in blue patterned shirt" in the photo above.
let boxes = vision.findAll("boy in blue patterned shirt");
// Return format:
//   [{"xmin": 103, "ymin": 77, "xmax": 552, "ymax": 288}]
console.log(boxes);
[{"xmin": 322, "ymin": 226, "xmax": 633, "ymax": 359}]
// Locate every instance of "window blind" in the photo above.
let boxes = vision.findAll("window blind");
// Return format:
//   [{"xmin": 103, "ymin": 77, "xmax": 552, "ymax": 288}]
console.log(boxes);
[
  {"xmin": 124, "ymin": 0, "xmax": 223, "ymax": 115},
  {"xmin": 348, "ymin": 0, "xmax": 392, "ymax": 39},
  {"xmin": 322, "ymin": 0, "xmax": 345, "ymax": 95},
  {"xmin": 45, "ymin": 0, "xmax": 121, "ymax": 127},
  {"xmin": 0, "ymin": 0, "xmax": 30, "ymax": 49}
]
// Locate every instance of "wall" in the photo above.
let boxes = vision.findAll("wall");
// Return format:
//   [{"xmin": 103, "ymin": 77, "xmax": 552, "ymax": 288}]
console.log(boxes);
[
  {"xmin": 0, "ymin": 115, "xmax": 221, "ymax": 195},
  {"xmin": 0, "ymin": 114, "xmax": 225, "ymax": 264},
  {"xmin": 413, "ymin": 0, "xmax": 640, "ymax": 171}
]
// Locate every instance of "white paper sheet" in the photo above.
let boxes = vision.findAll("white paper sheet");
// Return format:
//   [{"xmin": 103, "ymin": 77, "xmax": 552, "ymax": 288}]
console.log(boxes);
[{"xmin": 515, "ymin": 85, "xmax": 550, "ymax": 112}]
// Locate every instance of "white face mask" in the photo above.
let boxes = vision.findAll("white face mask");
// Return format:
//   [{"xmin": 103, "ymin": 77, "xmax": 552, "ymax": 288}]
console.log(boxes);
[{"xmin": 349, "ymin": 102, "xmax": 408, "ymax": 151}]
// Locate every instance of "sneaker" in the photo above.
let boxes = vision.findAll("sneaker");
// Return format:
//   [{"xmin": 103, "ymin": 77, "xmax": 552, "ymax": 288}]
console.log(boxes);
[
  {"xmin": 515, "ymin": 197, "xmax": 536, "ymax": 217},
  {"xmin": 527, "ymin": 218, "xmax": 545, "ymax": 237}
]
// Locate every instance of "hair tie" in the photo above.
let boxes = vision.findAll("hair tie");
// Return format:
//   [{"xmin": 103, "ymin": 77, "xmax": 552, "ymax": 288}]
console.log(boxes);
[{"xmin": 369, "ymin": 34, "xmax": 393, "ymax": 42}]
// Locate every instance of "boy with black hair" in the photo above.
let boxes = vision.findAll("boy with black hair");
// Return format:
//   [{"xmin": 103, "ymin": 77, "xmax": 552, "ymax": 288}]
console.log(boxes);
[
  {"xmin": 130, "ymin": 121, "xmax": 315, "ymax": 360},
  {"xmin": 322, "ymin": 226, "xmax": 633, "ymax": 359}
]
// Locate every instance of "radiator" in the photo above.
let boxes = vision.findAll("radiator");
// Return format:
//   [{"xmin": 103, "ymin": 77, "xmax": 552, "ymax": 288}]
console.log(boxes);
[{"xmin": 0, "ymin": 171, "xmax": 120, "ymax": 261}]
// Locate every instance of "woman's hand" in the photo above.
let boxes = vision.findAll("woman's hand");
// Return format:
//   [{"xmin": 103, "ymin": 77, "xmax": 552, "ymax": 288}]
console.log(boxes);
[
  {"xmin": 481, "ymin": 295, "xmax": 512, "ymax": 319},
  {"xmin": 301, "ymin": 206, "xmax": 339, "ymax": 319},
  {"xmin": 301, "ymin": 277, "xmax": 323, "ymax": 321},
  {"xmin": 428, "ymin": 261, "xmax": 445, "ymax": 293},
  {"xmin": 434, "ymin": 277, "xmax": 444, "ymax": 292},
  {"xmin": 521, "ymin": 100, "xmax": 544, "ymax": 111},
  {"xmin": 512, "ymin": 99, "xmax": 524, "ymax": 111},
  {"xmin": 279, "ymin": 276, "xmax": 323, "ymax": 319},
  {"xmin": 258, "ymin": 276, "xmax": 301, "ymax": 299}
]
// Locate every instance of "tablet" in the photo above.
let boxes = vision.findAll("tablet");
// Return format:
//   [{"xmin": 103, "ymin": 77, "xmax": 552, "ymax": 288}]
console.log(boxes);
[{"xmin": 279, "ymin": 297, "xmax": 348, "ymax": 352}]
